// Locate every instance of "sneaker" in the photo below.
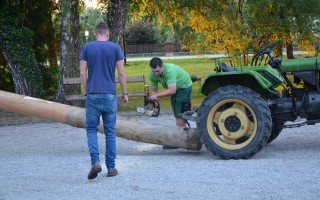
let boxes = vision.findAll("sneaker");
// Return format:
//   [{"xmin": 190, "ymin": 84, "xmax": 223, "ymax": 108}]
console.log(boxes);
[
  {"xmin": 162, "ymin": 145, "xmax": 178, "ymax": 149},
  {"xmin": 107, "ymin": 168, "xmax": 118, "ymax": 177},
  {"xmin": 87, "ymin": 162, "xmax": 102, "ymax": 180}
]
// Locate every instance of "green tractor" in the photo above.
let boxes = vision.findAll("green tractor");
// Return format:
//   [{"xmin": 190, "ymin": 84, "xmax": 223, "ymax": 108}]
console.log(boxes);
[{"xmin": 183, "ymin": 41, "xmax": 320, "ymax": 159}]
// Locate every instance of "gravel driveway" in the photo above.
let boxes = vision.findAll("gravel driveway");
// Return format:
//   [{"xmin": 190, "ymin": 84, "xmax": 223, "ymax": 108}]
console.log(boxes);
[{"xmin": 0, "ymin": 113, "xmax": 320, "ymax": 200}]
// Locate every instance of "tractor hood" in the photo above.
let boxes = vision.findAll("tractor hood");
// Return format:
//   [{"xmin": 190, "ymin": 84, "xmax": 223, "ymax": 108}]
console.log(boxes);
[{"xmin": 281, "ymin": 57, "xmax": 320, "ymax": 72}]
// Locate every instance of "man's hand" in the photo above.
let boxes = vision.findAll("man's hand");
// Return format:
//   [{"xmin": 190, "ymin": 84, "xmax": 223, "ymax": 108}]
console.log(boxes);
[
  {"xmin": 121, "ymin": 94, "xmax": 129, "ymax": 103},
  {"xmin": 149, "ymin": 95, "xmax": 158, "ymax": 100}
]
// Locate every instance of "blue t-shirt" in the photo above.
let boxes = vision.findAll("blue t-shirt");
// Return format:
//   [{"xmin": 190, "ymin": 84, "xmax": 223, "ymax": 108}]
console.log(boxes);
[{"xmin": 79, "ymin": 41, "xmax": 125, "ymax": 94}]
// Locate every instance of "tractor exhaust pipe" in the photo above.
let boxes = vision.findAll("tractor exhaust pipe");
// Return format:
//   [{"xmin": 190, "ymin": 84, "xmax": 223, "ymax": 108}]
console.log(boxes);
[{"xmin": 0, "ymin": 90, "xmax": 202, "ymax": 150}]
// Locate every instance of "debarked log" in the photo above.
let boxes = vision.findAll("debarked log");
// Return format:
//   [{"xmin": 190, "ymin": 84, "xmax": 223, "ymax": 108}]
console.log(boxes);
[{"xmin": 0, "ymin": 90, "xmax": 202, "ymax": 150}]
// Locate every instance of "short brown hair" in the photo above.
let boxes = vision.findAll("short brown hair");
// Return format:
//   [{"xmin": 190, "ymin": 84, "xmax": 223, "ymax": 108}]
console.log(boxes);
[{"xmin": 95, "ymin": 22, "xmax": 109, "ymax": 35}]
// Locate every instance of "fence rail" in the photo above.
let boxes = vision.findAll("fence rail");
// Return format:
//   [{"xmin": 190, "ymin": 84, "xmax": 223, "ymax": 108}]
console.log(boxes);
[{"xmin": 125, "ymin": 44, "xmax": 182, "ymax": 54}]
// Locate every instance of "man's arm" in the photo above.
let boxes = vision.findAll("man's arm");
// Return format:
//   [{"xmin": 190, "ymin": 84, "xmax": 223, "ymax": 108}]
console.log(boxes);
[
  {"xmin": 116, "ymin": 60, "xmax": 128, "ymax": 102},
  {"xmin": 80, "ymin": 60, "xmax": 87, "ymax": 94},
  {"xmin": 150, "ymin": 84, "xmax": 176, "ymax": 99},
  {"xmin": 150, "ymin": 67, "xmax": 177, "ymax": 99},
  {"xmin": 150, "ymin": 85, "xmax": 158, "ymax": 95}
]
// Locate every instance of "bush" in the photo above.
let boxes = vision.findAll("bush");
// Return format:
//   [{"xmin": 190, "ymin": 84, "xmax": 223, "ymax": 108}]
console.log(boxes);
[{"xmin": 125, "ymin": 20, "xmax": 162, "ymax": 45}]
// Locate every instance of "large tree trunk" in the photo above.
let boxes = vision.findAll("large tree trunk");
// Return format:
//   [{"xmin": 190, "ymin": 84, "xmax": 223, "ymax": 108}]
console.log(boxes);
[
  {"xmin": 1, "ymin": 52, "xmax": 32, "ymax": 95},
  {"xmin": 56, "ymin": 0, "xmax": 81, "ymax": 105},
  {"xmin": 105, "ymin": 0, "xmax": 127, "ymax": 44},
  {"xmin": 0, "ymin": 90, "xmax": 202, "ymax": 151}
]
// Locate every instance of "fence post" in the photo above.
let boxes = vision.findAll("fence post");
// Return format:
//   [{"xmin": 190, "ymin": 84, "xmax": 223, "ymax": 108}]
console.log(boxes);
[{"xmin": 164, "ymin": 36, "xmax": 174, "ymax": 56}]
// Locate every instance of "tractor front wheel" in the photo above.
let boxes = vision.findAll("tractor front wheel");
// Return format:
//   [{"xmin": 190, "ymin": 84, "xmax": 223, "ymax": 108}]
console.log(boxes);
[{"xmin": 197, "ymin": 85, "xmax": 272, "ymax": 159}]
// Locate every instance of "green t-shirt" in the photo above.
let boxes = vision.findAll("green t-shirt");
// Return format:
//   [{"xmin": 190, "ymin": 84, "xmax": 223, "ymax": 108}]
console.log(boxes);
[{"xmin": 149, "ymin": 63, "xmax": 192, "ymax": 89}]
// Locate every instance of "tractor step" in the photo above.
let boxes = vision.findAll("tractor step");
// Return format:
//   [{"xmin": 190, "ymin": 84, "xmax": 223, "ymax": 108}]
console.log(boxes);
[
  {"xmin": 179, "ymin": 111, "xmax": 199, "ymax": 123},
  {"xmin": 283, "ymin": 117, "xmax": 307, "ymax": 128}
]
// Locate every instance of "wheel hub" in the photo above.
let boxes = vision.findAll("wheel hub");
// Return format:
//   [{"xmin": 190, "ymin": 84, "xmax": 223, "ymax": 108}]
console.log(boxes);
[
  {"xmin": 224, "ymin": 116, "xmax": 241, "ymax": 132},
  {"xmin": 217, "ymin": 106, "xmax": 251, "ymax": 139}
]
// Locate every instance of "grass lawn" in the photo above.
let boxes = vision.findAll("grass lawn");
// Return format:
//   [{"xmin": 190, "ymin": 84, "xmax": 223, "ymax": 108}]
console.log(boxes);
[{"xmin": 117, "ymin": 57, "xmax": 216, "ymax": 112}]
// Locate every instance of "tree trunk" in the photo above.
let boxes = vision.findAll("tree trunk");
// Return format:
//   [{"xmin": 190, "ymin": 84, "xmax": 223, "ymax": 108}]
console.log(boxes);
[
  {"xmin": 2, "ymin": 52, "xmax": 32, "ymax": 95},
  {"xmin": 106, "ymin": 0, "xmax": 127, "ymax": 44},
  {"xmin": 56, "ymin": 0, "xmax": 81, "ymax": 106},
  {"xmin": 286, "ymin": 41, "xmax": 294, "ymax": 59},
  {"xmin": 0, "ymin": 90, "xmax": 202, "ymax": 151}
]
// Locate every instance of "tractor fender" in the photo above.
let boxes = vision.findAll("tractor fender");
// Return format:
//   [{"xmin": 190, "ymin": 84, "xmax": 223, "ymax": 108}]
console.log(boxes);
[{"xmin": 200, "ymin": 72, "xmax": 274, "ymax": 96}]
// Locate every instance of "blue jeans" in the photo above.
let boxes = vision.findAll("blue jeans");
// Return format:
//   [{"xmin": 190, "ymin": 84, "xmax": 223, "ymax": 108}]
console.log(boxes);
[{"xmin": 85, "ymin": 93, "xmax": 117, "ymax": 169}]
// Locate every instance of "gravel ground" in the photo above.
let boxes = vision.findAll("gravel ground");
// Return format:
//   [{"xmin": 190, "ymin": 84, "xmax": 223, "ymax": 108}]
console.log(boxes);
[{"xmin": 0, "ymin": 113, "xmax": 320, "ymax": 200}]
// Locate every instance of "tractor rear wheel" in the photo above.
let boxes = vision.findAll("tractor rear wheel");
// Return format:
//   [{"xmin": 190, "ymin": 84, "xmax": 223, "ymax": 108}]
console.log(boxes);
[{"xmin": 197, "ymin": 85, "xmax": 272, "ymax": 159}]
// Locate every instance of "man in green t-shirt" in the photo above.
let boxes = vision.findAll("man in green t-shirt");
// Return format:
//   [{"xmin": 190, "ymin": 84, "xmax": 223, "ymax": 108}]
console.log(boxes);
[{"xmin": 148, "ymin": 57, "xmax": 192, "ymax": 130}]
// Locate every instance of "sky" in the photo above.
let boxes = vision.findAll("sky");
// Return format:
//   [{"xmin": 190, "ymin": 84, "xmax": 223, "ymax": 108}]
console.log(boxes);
[{"xmin": 84, "ymin": 0, "xmax": 98, "ymax": 8}]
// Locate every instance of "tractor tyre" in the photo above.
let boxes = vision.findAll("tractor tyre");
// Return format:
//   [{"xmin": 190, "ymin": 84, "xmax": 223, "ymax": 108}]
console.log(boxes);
[
  {"xmin": 267, "ymin": 120, "xmax": 284, "ymax": 144},
  {"xmin": 197, "ymin": 85, "xmax": 272, "ymax": 159}
]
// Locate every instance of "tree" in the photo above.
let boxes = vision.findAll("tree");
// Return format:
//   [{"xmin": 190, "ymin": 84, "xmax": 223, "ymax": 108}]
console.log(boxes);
[
  {"xmin": 125, "ymin": 20, "xmax": 161, "ymax": 45},
  {"xmin": 55, "ymin": 0, "xmax": 128, "ymax": 103},
  {"xmin": 55, "ymin": 0, "xmax": 82, "ymax": 104},
  {"xmin": 246, "ymin": 0, "xmax": 320, "ymax": 59},
  {"xmin": 129, "ymin": 0, "xmax": 320, "ymax": 61},
  {"xmin": 0, "ymin": 0, "xmax": 60, "ymax": 98},
  {"xmin": 129, "ymin": 0, "xmax": 251, "ymax": 55},
  {"xmin": 80, "ymin": 8, "xmax": 104, "ymax": 46},
  {"xmin": 0, "ymin": 0, "xmax": 44, "ymax": 97},
  {"xmin": 99, "ymin": 0, "xmax": 128, "ymax": 44},
  {"xmin": 24, "ymin": 0, "xmax": 60, "ymax": 98}
]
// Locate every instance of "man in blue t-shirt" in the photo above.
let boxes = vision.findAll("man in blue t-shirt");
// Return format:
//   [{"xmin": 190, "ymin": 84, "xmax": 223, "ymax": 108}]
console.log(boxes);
[{"xmin": 80, "ymin": 22, "xmax": 128, "ymax": 180}]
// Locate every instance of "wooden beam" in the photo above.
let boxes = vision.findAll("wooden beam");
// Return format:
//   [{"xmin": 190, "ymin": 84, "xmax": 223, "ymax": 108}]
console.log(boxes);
[{"xmin": 0, "ymin": 90, "xmax": 202, "ymax": 150}]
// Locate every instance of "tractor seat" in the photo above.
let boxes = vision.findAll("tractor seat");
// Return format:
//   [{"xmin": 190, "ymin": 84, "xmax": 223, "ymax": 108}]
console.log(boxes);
[
  {"xmin": 190, "ymin": 75, "xmax": 200, "ymax": 82},
  {"xmin": 216, "ymin": 61, "xmax": 236, "ymax": 72}
]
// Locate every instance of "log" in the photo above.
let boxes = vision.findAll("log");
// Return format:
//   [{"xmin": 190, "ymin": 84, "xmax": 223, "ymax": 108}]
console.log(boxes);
[{"xmin": 0, "ymin": 90, "xmax": 202, "ymax": 150}]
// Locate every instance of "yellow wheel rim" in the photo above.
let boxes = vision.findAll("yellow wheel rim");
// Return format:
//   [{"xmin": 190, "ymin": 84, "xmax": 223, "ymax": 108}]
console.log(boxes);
[{"xmin": 207, "ymin": 99, "xmax": 258, "ymax": 150}]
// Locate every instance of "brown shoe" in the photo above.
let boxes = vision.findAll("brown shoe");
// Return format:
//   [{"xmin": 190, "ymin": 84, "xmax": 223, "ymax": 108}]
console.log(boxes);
[
  {"xmin": 88, "ymin": 162, "xmax": 102, "ymax": 180},
  {"xmin": 107, "ymin": 168, "xmax": 118, "ymax": 177}
]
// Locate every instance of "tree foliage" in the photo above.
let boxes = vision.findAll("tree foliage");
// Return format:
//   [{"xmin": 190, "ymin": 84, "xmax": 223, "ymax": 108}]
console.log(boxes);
[
  {"xmin": 0, "ymin": 0, "xmax": 60, "ymax": 97},
  {"xmin": 24, "ymin": 0, "xmax": 60, "ymax": 97},
  {"xmin": 80, "ymin": 8, "xmax": 104, "ymax": 45},
  {"xmin": 124, "ymin": 20, "xmax": 161, "ymax": 45},
  {"xmin": 0, "ymin": 0, "xmax": 44, "ymax": 97},
  {"xmin": 130, "ymin": 0, "xmax": 320, "ymax": 60},
  {"xmin": 246, "ymin": 0, "xmax": 320, "ymax": 58}
]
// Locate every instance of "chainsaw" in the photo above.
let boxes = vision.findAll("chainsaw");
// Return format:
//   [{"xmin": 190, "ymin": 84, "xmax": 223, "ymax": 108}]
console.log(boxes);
[{"xmin": 136, "ymin": 97, "xmax": 160, "ymax": 117}]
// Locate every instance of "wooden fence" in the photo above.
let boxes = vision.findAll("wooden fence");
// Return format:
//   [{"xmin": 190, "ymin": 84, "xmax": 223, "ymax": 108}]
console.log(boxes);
[{"xmin": 125, "ymin": 44, "xmax": 182, "ymax": 54}]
